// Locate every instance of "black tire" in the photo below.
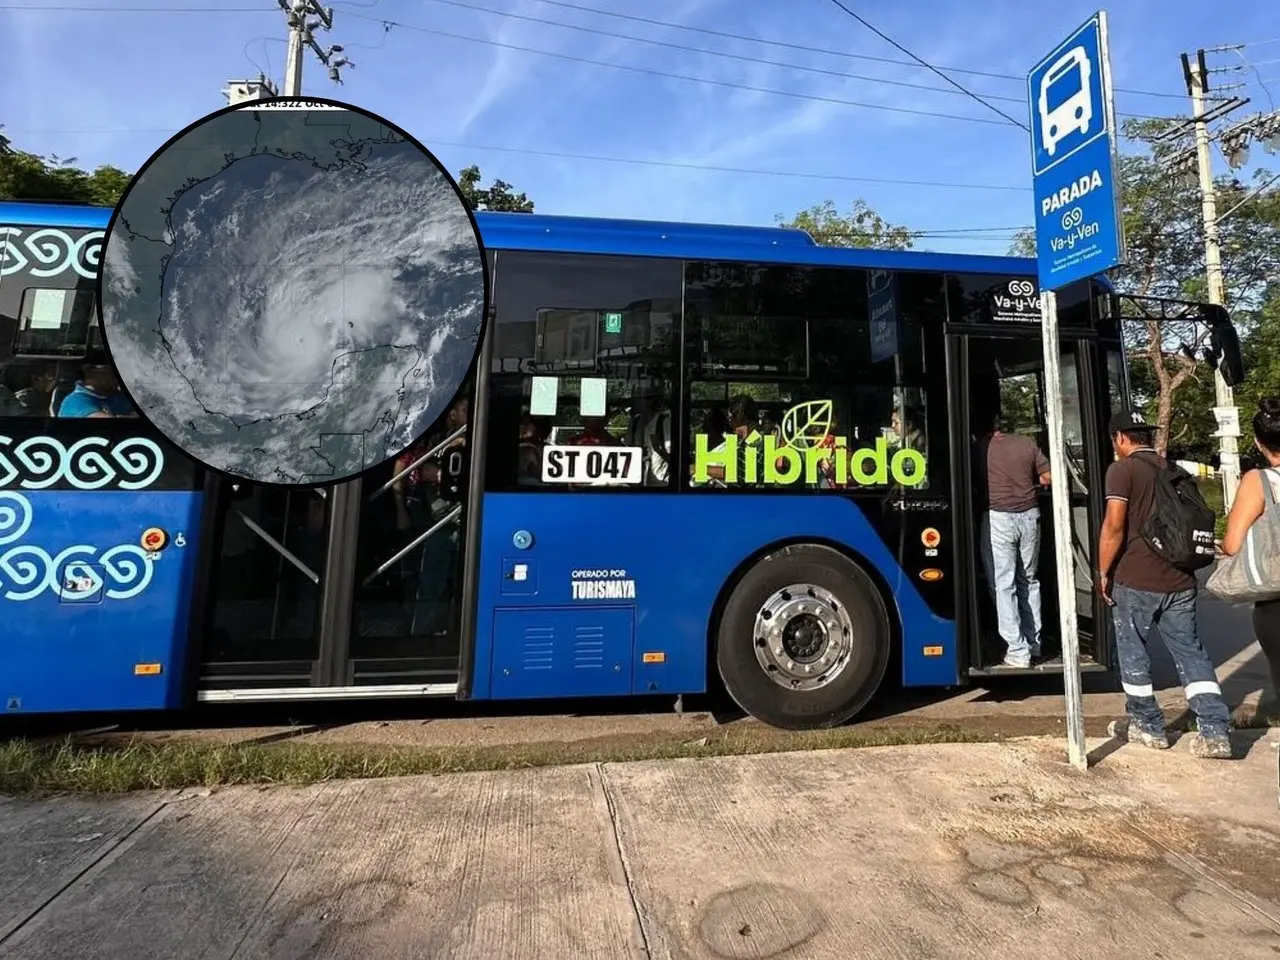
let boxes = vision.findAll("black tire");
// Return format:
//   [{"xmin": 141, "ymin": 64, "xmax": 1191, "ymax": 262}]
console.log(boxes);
[{"xmin": 715, "ymin": 543, "xmax": 892, "ymax": 730}]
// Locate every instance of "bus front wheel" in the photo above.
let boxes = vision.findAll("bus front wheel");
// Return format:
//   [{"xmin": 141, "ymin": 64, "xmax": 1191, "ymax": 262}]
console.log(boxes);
[{"xmin": 715, "ymin": 544, "xmax": 891, "ymax": 730}]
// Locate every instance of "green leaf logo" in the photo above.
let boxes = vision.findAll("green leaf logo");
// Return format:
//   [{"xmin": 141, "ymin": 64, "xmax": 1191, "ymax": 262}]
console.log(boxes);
[{"xmin": 780, "ymin": 399, "xmax": 833, "ymax": 450}]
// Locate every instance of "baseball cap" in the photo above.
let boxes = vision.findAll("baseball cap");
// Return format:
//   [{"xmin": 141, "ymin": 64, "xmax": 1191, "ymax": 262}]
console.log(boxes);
[
  {"xmin": 1108, "ymin": 409, "xmax": 1156, "ymax": 435},
  {"xmin": 83, "ymin": 348, "xmax": 113, "ymax": 369}
]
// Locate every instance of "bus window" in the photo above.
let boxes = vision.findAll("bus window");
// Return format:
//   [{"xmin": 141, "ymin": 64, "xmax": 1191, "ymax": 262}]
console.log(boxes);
[
  {"xmin": 1105, "ymin": 347, "xmax": 1127, "ymax": 422},
  {"xmin": 682, "ymin": 264, "xmax": 942, "ymax": 493},
  {"xmin": 11, "ymin": 284, "xmax": 97, "ymax": 358},
  {"xmin": 485, "ymin": 250, "xmax": 680, "ymax": 492}
]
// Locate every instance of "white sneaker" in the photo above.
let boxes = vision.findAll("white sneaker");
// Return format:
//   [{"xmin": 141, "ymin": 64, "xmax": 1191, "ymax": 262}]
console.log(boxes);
[{"xmin": 1002, "ymin": 655, "xmax": 1031, "ymax": 668}]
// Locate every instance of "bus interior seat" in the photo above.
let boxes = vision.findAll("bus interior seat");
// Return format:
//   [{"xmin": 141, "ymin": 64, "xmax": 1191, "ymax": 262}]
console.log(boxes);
[{"xmin": 49, "ymin": 380, "xmax": 75, "ymax": 417}]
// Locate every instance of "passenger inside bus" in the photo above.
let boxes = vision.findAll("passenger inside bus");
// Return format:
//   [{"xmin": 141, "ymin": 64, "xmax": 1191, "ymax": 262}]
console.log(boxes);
[
  {"xmin": 56, "ymin": 356, "xmax": 136, "ymax": 419},
  {"xmin": 759, "ymin": 410, "xmax": 781, "ymax": 442},
  {"xmin": 517, "ymin": 415, "xmax": 551, "ymax": 485},
  {"xmin": 567, "ymin": 415, "xmax": 621, "ymax": 446},
  {"xmin": 0, "ymin": 360, "xmax": 58, "ymax": 417},
  {"xmin": 639, "ymin": 400, "xmax": 673, "ymax": 485},
  {"xmin": 889, "ymin": 405, "xmax": 926, "ymax": 453},
  {"xmin": 701, "ymin": 405, "xmax": 729, "ymax": 452},
  {"xmin": 694, "ymin": 395, "xmax": 765, "ymax": 486},
  {"xmin": 391, "ymin": 396, "xmax": 469, "ymax": 636},
  {"xmin": 815, "ymin": 411, "xmax": 846, "ymax": 490}
]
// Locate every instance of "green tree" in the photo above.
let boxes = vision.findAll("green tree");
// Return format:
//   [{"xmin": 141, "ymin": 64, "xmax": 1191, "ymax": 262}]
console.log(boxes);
[
  {"xmin": 1008, "ymin": 119, "xmax": 1280, "ymax": 456},
  {"xmin": 778, "ymin": 199, "xmax": 914, "ymax": 250},
  {"xmin": 1007, "ymin": 229, "xmax": 1035, "ymax": 258},
  {"xmin": 1232, "ymin": 289, "xmax": 1280, "ymax": 458},
  {"xmin": 1, "ymin": 127, "xmax": 132, "ymax": 205},
  {"xmin": 456, "ymin": 164, "xmax": 534, "ymax": 213},
  {"xmin": 2, "ymin": 132, "xmax": 536, "ymax": 214}
]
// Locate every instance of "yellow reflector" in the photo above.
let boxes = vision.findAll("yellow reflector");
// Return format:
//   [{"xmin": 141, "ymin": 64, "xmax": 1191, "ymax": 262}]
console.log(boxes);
[
  {"xmin": 919, "ymin": 568, "xmax": 944, "ymax": 582},
  {"xmin": 134, "ymin": 663, "xmax": 162, "ymax": 676},
  {"xmin": 642, "ymin": 652, "xmax": 666, "ymax": 664},
  {"xmin": 923, "ymin": 645, "xmax": 944, "ymax": 657}
]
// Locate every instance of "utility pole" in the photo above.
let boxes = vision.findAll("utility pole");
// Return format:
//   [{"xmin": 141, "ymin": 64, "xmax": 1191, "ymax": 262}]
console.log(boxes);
[
  {"xmin": 278, "ymin": 0, "xmax": 352, "ymax": 97},
  {"xmin": 1182, "ymin": 50, "xmax": 1241, "ymax": 510}
]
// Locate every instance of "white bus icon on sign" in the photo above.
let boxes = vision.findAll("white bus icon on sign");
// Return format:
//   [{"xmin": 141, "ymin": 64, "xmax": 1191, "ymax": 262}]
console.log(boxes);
[{"xmin": 1038, "ymin": 46, "xmax": 1092, "ymax": 156}]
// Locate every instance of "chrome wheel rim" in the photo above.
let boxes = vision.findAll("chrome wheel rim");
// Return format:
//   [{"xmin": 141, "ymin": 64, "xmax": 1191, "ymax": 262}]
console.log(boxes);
[{"xmin": 752, "ymin": 582, "xmax": 854, "ymax": 691}]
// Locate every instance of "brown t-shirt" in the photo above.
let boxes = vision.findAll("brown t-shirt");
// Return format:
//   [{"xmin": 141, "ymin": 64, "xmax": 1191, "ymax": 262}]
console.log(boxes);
[
  {"xmin": 976, "ymin": 432, "xmax": 1049, "ymax": 513},
  {"xmin": 1104, "ymin": 450, "xmax": 1196, "ymax": 593}
]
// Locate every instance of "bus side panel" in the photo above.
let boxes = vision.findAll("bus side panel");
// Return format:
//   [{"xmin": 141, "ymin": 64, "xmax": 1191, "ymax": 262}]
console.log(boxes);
[
  {"xmin": 471, "ymin": 492, "xmax": 958, "ymax": 702},
  {"xmin": 0, "ymin": 490, "xmax": 203, "ymax": 714}
]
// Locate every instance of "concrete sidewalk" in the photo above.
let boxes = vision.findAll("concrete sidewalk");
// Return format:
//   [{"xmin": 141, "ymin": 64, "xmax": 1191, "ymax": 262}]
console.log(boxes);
[{"xmin": 1, "ymin": 734, "xmax": 1277, "ymax": 959}]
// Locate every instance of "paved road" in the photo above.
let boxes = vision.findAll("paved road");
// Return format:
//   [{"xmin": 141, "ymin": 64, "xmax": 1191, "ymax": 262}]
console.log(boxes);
[{"xmin": 1, "ymin": 734, "xmax": 1277, "ymax": 958}]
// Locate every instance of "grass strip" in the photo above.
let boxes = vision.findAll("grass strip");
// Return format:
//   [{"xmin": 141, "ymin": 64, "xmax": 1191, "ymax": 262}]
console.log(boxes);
[
  {"xmin": 3, "ymin": 705, "xmax": 1271, "ymax": 797},
  {"xmin": 0, "ymin": 723, "xmax": 990, "ymax": 796}
]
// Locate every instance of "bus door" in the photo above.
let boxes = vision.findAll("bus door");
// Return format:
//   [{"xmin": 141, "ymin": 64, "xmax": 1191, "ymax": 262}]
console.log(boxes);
[
  {"xmin": 195, "ymin": 399, "xmax": 474, "ymax": 701},
  {"xmin": 345, "ymin": 414, "xmax": 468, "ymax": 692},
  {"xmin": 950, "ymin": 330, "xmax": 1113, "ymax": 677},
  {"xmin": 197, "ymin": 481, "xmax": 348, "ymax": 696}
]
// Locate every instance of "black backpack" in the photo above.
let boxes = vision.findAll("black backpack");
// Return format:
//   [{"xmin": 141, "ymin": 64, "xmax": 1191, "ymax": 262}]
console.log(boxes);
[{"xmin": 1134, "ymin": 453, "xmax": 1217, "ymax": 572}]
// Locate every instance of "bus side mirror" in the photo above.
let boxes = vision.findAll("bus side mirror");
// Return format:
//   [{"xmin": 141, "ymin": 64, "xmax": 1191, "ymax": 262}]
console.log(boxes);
[{"xmin": 1202, "ymin": 304, "xmax": 1245, "ymax": 387}]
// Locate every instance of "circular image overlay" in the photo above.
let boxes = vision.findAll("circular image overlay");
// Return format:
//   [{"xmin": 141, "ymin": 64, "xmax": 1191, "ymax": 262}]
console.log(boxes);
[{"xmin": 97, "ymin": 96, "xmax": 487, "ymax": 486}]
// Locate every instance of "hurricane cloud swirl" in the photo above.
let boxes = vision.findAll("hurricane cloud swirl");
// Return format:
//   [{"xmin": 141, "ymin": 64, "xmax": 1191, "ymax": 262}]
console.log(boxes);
[{"xmin": 100, "ymin": 110, "xmax": 484, "ymax": 485}]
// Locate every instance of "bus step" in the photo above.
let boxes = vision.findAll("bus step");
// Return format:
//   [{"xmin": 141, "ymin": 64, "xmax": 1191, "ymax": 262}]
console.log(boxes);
[{"xmin": 968, "ymin": 654, "xmax": 1106, "ymax": 678}]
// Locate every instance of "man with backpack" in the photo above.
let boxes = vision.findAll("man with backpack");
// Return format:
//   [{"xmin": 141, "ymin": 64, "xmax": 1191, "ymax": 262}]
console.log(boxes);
[{"xmin": 1097, "ymin": 410, "xmax": 1232, "ymax": 759}]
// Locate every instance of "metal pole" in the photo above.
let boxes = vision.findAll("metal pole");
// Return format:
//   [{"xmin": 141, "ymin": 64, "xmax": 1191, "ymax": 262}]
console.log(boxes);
[
  {"xmin": 1187, "ymin": 55, "xmax": 1241, "ymax": 509},
  {"xmin": 282, "ymin": 0, "xmax": 306, "ymax": 97},
  {"xmin": 1041, "ymin": 288, "xmax": 1088, "ymax": 771}
]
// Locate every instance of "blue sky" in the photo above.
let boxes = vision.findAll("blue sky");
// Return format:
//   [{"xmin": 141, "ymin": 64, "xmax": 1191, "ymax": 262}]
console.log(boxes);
[{"xmin": 2, "ymin": 0, "xmax": 1276, "ymax": 255}]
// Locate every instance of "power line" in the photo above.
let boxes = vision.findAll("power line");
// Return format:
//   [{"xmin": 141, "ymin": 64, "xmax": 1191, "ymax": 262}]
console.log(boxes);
[
  {"xmin": 341, "ymin": 8, "xmax": 1019, "ymax": 127},
  {"xmin": 396, "ymin": 0, "xmax": 1188, "ymax": 101},
  {"xmin": 431, "ymin": 140, "xmax": 1033, "ymax": 192},
  {"xmin": 0, "ymin": 0, "xmax": 1187, "ymax": 114},
  {"xmin": 2, "ymin": 126, "xmax": 1034, "ymax": 193},
  {"xmin": 0, "ymin": 4, "xmax": 270, "ymax": 10},
  {"xmin": 404, "ymin": 0, "xmax": 1035, "ymax": 107},
  {"xmin": 1230, "ymin": 48, "xmax": 1277, "ymax": 110},
  {"xmin": 910, "ymin": 225, "xmax": 1029, "ymax": 234},
  {"xmin": 1, "ymin": 0, "xmax": 1194, "ymax": 110},
  {"xmin": 821, "ymin": 0, "xmax": 1027, "ymax": 129},
  {"xmin": 340, "ymin": 3, "xmax": 1173, "ymax": 123},
  {"xmin": 401, "ymin": 0, "xmax": 1171, "ymax": 123},
  {"xmin": 822, "ymin": 229, "xmax": 1026, "ymax": 238}
]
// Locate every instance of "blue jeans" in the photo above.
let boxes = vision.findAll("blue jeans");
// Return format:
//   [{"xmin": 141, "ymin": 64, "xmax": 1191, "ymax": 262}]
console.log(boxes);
[
  {"xmin": 981, "ymin": 509, "xmax": 1042, "ymax": 662},
  {"xmin": 1112, "ymin": 584, "xmax": 1231, "ymax": 739}
]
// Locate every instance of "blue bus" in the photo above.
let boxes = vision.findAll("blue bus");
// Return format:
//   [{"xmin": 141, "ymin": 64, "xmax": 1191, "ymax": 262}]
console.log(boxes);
[{"xmin": 0, "ymin": 199, "xmax": 1239, "ymax": 728}]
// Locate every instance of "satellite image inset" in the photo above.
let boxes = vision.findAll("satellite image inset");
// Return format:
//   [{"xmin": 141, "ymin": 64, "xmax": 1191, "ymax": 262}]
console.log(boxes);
[{"xmin": 98, "ymin": 98, "xmax": 486, "ymax": 485}]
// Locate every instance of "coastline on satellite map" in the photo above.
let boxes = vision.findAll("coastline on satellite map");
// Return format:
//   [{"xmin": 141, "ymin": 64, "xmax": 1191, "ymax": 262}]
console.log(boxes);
[{"xmin": 97, "ymin": 99, "xmax": 486, "ymax": 486}]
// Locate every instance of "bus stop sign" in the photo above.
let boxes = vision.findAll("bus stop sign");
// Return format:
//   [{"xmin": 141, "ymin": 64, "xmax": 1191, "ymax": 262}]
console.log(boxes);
[{"xmin": 1027, "ymin": 12, "xmax": 1125, "ymax": 292}]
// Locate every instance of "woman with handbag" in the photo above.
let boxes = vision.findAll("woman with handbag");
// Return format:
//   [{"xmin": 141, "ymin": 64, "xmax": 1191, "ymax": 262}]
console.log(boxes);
[{"xmin": 1215, "ymin": 397, "xmax": 1280, "ymax": 700}]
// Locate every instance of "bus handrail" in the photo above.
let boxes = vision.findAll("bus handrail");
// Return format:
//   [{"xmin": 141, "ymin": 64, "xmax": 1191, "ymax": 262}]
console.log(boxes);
[
  {"xmin": 233, "ymin": 508, "xmax": 321, "ymax": 585},
  {"xmin": 368, "ymin": 424, "xmax": 468, "ymax": 501},
  {"xmin": 361, "ymin": 504, "xmax": 462, "ymax": 586}
]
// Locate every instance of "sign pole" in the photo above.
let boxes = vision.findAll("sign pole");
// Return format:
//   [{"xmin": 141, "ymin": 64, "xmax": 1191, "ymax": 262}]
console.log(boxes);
[
  {"xmin": 1039, "ymin": 289, "xmax": 1088, "ymax": 770},
  {"xmin": 1029, "ymin": 10, "xmax": 1125, "ymax": 772}
]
